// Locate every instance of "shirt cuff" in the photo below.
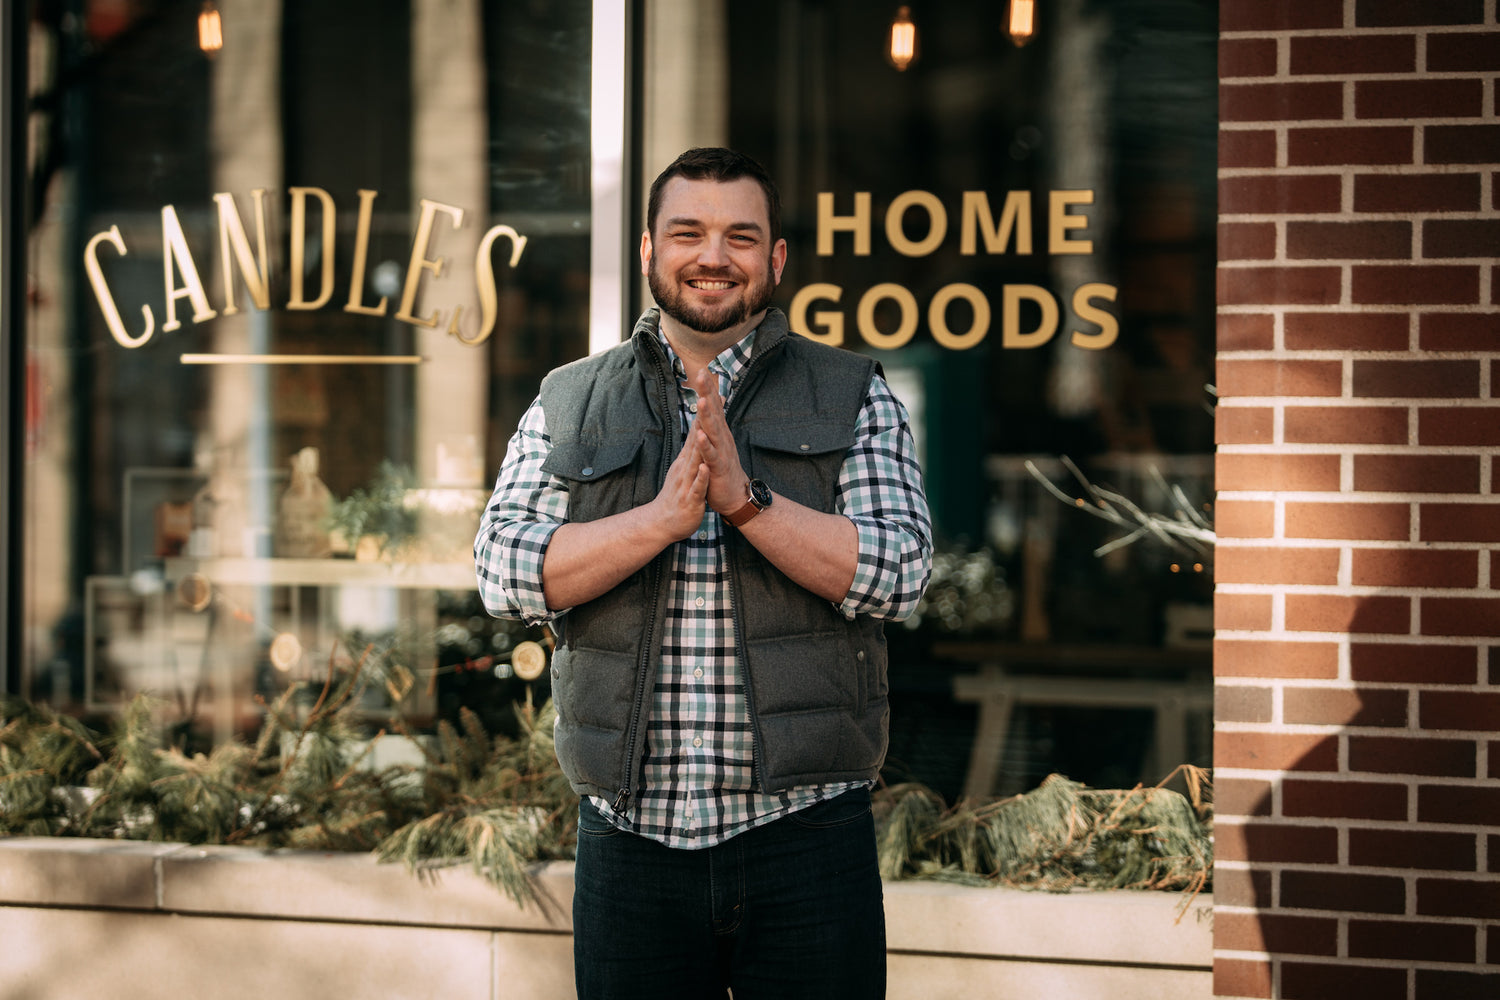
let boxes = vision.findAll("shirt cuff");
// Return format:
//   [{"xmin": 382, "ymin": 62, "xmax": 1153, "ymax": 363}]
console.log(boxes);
[
  {"xmin": 501, "ymin": 520, "xmax": 566, "ymax": 625},
  {"xmin": 838, "ymin": 518, "xmax": 897, "ymax": 620}
]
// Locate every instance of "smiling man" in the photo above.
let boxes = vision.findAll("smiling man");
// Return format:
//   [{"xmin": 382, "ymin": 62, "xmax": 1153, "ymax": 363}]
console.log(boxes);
[{"xmin": 475, "ymin": 147, "xmax": 932, "ymax": 999}]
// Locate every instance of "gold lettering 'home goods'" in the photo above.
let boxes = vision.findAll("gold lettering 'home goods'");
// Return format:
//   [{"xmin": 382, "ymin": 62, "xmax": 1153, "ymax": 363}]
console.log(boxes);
[{"xmin": 791, "ymin": 188, "xmax": 1119, "ymax": 351}]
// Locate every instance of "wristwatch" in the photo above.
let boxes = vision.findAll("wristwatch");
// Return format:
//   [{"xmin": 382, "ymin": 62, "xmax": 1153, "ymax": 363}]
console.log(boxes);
[{"xmin": 724, "ymin": 478, "xmax": 773, "ymax": 528}]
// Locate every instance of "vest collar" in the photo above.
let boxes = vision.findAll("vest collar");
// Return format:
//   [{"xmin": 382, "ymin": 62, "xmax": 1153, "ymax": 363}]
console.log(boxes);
[{"xmin": 630, "ymin": 306, "xmax": 793, "ymax": 371}]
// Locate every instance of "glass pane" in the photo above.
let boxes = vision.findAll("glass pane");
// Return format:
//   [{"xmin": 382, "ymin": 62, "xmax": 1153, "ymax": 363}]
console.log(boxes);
[
  {"xmin": 21, "ymin": 1, "xmax": 591, "ymax": 745},
  {"xmin": 649, "ymin": 0, "xmax": 1217, "ymax": 799}
]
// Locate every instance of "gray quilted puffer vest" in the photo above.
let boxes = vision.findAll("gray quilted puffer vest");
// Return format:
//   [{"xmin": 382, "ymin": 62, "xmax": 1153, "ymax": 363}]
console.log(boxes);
[{"xmin": 538, "ymin": 307, "xmax": 890, "ymax": 809}]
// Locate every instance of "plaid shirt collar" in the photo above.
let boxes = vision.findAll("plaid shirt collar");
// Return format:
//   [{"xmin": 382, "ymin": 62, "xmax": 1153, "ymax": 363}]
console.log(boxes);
[{"xmin": 655, "ymin": 323, "xmax": 759, "ymax": 399}]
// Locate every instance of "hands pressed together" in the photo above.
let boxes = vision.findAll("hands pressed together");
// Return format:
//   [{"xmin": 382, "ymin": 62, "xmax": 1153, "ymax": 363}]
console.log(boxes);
[{"xmin": 651, "ymin": 365, "xmax": 751, "ymax": 540}]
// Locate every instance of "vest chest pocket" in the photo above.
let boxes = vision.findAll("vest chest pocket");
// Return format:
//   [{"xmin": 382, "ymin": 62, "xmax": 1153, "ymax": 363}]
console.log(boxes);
[
  {"xmin": 542, "ymin": 436, "xmax": 648, "ymax": 524},
  {"xmin": 745, "ymin": 419, "xmax": 854, "ymax": 513}
]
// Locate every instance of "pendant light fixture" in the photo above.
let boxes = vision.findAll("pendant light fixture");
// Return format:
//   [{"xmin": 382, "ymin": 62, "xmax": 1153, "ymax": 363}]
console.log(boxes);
[
  {"xmin": 198, "ymin": 2, "xmax": 224, "ymax": 58},
  {"xmin": 1007, "ymin": 0, "xmax": 1037, "ymax": 47},
  {"xmin": 886, "ymin": 6, "xmax": 918, "ymax": 71}
]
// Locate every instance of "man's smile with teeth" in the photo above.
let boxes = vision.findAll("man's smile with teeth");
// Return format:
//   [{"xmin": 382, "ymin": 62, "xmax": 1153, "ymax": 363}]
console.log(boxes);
[{"xmin": 688, "ymin": 279, "xmax": 736, "ymax": 290}]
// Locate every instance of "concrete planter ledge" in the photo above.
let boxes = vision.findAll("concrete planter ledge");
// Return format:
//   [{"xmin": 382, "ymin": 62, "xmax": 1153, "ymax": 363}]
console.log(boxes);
[{"xmin": 0, "ymin": 837, "xmax": 1211, "ymax": 998}]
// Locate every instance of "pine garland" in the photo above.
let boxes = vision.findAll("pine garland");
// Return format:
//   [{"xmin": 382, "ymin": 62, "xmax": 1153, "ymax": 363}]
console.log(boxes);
[
  {"xmin": 874, "ymin": 767, "xmax": 1213, "ymax": 916},
  {"xmin": 3, "ymin": 666, "xmax": 1211, "ymax": 912},
  {"xmin": 0, "ymin": 695, "xmax": 103, "ymax": 835},
  {"xmin": 373, "ymin": 699, "xmax": 578, "ymax": 910}
]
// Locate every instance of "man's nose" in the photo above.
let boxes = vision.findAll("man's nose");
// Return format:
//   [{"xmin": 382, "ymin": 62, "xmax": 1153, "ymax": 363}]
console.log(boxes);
[{"xmin": 697, "ymin": 237, "xmax": 730, "ymax": 268}]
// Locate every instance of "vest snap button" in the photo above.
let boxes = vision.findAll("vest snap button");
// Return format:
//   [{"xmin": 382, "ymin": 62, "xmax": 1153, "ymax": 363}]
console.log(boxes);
[
  {"xmin": 799, "ymin": 443, "xmax": 810, "ymax": 451},
  {"xmin": 856, "ymin": 650, "xmax": 866, "ymax": 661},
  {"xmin": 581, "ymin": 467, "xmax": 594, "ymax": 477}
]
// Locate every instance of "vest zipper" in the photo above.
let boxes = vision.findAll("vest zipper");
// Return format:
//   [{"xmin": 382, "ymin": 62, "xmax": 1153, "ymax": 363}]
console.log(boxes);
[
  {"xmin": 721, "ymin": 339, "xmax": 782, "ymax": 792},
  {"xmin": 615, "ymin": 338, "xmax": 677, "ymax": 813}
]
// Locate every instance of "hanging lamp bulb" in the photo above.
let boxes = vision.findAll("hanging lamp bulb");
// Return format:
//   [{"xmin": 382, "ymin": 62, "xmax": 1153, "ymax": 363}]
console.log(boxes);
[
  {"xmin": 1007, "ymin": 0, "xmax": 1037, "ymax": 47},
  {"xmin": 198, "ymin": 1, "xmax": 224, "ymax": 58},
  {"xmin": 886, "ymin": 6, "xmax": 918, "ymax": 71}
]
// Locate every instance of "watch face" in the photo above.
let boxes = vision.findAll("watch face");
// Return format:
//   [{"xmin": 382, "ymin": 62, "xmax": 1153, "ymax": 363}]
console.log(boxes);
[{"xmin": 748, "ymin": 478, "xmax": 772, "ymax": 508}]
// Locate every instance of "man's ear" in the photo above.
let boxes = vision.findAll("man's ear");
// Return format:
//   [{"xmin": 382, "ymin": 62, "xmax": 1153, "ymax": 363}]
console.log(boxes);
[
  {"xmin": 771, "ymin": 239, "xmax": 788, "ymax": 284},
  {"xmin": 640, "ymin": 230, "xmax": 653, "ymax": 276}
]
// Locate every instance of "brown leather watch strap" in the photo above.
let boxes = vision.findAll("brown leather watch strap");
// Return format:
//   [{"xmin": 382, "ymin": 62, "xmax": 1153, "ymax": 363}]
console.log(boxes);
[
  {"xmin": 724, "ymin": 479, "xmax": 771, "ymax": 527},
  {"xmin": 724, "ymin": 496, "xmax": 762, "ymax": 528}
]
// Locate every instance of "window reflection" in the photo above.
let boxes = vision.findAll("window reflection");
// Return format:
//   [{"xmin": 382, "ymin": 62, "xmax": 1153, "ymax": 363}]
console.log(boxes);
[
  {"xmin": 22, "ymin": 0, "xmax": 591, "ymax": 746},
  {"xmin": 705, "ymin": 0, "xmax": 1216, "ymax": 798},
  {"xmin": 22, "ymin": 0, "xmax": 1217, "ymax": 799}
]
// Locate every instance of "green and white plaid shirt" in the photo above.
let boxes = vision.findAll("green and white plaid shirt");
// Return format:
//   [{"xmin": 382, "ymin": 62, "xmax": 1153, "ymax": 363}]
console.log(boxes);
[{"xmin": 475, "ymin": 325, "xmax": 932, "ymax": 848}]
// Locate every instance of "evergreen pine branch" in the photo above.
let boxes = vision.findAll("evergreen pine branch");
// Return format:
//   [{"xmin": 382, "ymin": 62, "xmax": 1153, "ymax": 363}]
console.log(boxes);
[
  {"xmin": 874, "ymin": 783, "xmax": 945, "ymax": 880},
  {"xmin": 0, "ymin": 763, "xmax": 56, "ymax": 835},
  {"xmin": 232, "ymin": 641, "xmax": 379, "ymax": 843},
  {"xmin": 148, "ymin": 743, "xmax": 255, "ymax": 843},
  {"xmin": 872, "ymin": 768, "xmax": 1213, "ymax": 906}
]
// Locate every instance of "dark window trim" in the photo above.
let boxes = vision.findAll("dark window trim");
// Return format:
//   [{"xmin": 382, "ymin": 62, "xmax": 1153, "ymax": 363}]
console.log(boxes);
[{"xmin": 1, "ymin": 2, "xmax": 27, "ymax": 696}]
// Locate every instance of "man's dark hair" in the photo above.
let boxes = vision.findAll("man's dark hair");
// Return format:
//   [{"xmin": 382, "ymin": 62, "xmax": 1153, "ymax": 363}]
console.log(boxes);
[{"xmin": 646, "ymin": 147, "xmax": 782, "ymax": 244}]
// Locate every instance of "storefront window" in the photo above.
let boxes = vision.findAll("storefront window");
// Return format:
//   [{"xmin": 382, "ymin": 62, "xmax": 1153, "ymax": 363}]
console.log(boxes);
[
  {"xmin": 18, "ymin": 0, "xmax": 1216, "ymax": 801},
  {"xmin": 20, "ymin": 0, "xmax": 591, "ymax": 743},
  {"xmin": 640, "ymin": 0, "xmax": 1217, "ymax": 798}
]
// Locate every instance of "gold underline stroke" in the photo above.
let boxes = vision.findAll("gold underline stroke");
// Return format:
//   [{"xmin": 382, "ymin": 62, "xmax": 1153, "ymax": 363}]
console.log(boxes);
[{"xmin": 180, "ymin": 354, "xmax": 425, "ymax": 366}]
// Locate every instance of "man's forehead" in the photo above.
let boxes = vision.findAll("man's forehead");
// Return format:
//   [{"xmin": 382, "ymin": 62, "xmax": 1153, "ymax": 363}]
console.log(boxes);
[{"xmin": 657, "ymin": 176, "xmax": 770, "ymax": 229}]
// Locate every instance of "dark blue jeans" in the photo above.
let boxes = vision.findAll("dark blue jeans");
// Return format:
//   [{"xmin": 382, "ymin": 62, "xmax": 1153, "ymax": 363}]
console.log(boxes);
[{"xmin": 572, "ymin": 788, "xmax": 887, "ymax": 999}]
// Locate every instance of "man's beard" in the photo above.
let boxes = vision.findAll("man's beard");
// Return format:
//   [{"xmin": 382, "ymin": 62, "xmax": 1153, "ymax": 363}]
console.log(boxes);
[{"xmin": 648, "ymin": 255, "xmax": 777, "ymax": 335}]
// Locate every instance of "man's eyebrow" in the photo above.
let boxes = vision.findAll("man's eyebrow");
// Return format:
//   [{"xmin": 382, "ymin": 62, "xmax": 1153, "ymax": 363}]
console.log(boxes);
[{"xmin": 662, "ymin": 216, "xmax": 766, "ymax": 234}]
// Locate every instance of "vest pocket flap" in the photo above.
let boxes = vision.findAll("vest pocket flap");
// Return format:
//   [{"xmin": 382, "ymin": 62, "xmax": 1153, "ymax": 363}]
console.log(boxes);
[
  {"xmin": 541, "ymin": 437, "xmax": 643, "ymax": 483},
  {"xmin": 748, "ymin": 420, "xmax": 853, "ymax": 458}
]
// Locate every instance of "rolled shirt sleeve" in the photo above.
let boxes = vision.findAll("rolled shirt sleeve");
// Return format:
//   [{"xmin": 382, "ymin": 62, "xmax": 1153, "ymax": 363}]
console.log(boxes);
[
  {"xmin": 473, "ymin": 398, "xmax": 568, "ymax": 625},
  {"xmin": 835, "ymin": 374, "xmax": 934, "ymax": 622}
]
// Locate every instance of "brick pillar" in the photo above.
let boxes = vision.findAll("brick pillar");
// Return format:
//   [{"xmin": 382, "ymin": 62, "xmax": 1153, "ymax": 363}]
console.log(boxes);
[{"xmin": 1214, "ymin": 2, "xmax": 1500, "ymax": 998}]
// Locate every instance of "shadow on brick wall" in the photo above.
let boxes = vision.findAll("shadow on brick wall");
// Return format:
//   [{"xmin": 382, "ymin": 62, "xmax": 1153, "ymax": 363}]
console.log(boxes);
[{"xmin": 1215, "ymin": 595, "xmax": 1497, "ymax": 999}]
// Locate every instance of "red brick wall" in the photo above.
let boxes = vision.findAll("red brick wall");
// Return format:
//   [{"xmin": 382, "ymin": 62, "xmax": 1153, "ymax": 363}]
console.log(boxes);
[{"xmin": 1215, "ymin": 2, "xmax": 1500, "ymax": 997}]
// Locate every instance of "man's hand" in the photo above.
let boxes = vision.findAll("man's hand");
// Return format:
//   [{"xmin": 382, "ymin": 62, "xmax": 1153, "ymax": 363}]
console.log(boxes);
[
  {"xmin": 540, "ymin": 415, "xmax": 709, "ymax": 610},
  {"xmin": 684, "ymin": 363, "xmax": 861, "ymax": 603},
  {"xmin": 687, "ymin": 365, "xmax": 751, "ymax": 514},
  {"xmin": 650, "ymin": 425, "xmax": 712, "ymax": 540}
]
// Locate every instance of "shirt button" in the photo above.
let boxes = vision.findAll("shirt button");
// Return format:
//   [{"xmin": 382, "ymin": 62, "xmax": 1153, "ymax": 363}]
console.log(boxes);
[
  {"xmin": 692, "ymin": 737, "xmax": 703, "ymax": 748},
  {"xmin": 698, "ymin": 530, "xmax": 708, "ymax": 540},
  {"xmin": 695, "ymin": 596, "xmax": 705, "ymax": 608},
  {"xmin": 693, "ymin": 668, "xmax": 704, "ymax": 679}
]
